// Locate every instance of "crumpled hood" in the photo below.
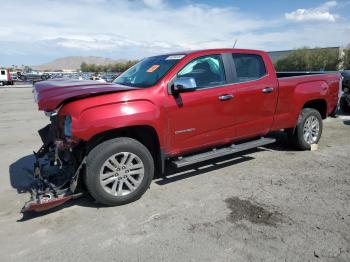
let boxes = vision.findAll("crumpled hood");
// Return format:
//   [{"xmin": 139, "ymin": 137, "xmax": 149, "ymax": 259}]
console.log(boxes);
[{"xmin": 34, "ymin": 79, "xmax": 138, "ymax": 111}]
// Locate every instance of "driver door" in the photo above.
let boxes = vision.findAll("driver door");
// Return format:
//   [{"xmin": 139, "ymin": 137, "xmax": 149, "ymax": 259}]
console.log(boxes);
[{"xmin": 165, "ymin": 54, "xmax": 236, "ymax": 155}]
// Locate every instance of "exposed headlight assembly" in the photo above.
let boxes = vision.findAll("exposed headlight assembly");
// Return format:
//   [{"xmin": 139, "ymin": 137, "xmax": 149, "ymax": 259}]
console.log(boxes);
[{"xmin": 64, "ymin": 115, "xmax": 72, "ymax": 137}]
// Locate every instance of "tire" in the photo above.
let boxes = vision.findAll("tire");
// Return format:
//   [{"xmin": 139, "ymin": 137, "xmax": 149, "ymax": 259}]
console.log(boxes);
[
  {"xmin": 339, "ymin": 96, "xmax": 350, "ymax": 113},
  {"xmin": 0, "ymin": 82, "xmax": 4, "ymax": 86},
  {"xmin": 288, "ymin": 108, "xmax": 323, "ymax": 150},
  {"xmin": 85, "ymin": 137, "xmax": 154, "ymax": 206}
]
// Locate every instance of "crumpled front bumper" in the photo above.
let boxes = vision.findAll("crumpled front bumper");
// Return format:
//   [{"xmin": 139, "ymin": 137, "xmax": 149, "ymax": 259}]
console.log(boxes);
[{"xmin": 21, "ymin": 124, "xmax": 85, "ymax": 213}]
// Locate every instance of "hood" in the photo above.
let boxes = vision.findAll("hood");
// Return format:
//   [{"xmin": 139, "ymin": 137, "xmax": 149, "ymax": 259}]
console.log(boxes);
[{"xmin": 34, "ymin": 79, "xmax": 138, "ymax": 111}]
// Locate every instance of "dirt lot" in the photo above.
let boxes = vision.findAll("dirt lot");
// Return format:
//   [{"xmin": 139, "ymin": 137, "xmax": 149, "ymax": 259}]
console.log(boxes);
[{"xmin": 0, "ymin": 88, "xmax": 349, "ymax": 262}]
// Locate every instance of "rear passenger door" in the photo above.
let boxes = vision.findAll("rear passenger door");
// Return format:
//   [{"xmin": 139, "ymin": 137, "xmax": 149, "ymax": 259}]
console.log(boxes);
[{"xmin": 231, "ymin": 53, "xmax": 278, "ymax": 139}]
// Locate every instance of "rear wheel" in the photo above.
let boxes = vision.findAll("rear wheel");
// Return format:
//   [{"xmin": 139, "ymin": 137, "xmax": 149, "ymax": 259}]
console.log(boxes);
[
  {"xmin": 288, "ymin": 108, "xmax": 323, "ymax": 150},
  {"xmin": 86, "ymin": 137, "xmax": 154, "ymax": 206}
]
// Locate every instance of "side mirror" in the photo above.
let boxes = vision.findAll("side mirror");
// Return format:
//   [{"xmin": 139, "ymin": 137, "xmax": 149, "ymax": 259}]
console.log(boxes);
[{"xmin": 172, "ymin": 77, "xmax": 197, "ymax": 94}]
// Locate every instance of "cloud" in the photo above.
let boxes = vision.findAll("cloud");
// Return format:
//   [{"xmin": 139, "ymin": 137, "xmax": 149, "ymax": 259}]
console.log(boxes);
[
  {"xmin": 285, "ymin": 1, "xmax": 339, "ymax": 22},
  {"xmin": 143, "ymin": 0, "xmax": 163, "ymax": 8},
  {"xmin": 0, "ymin": 0, "xmax": 266, "ymax": 53},
  {"xmin": 0, "ymin": 0, "xmax": 348, "ymax": 65},
  {"xmin": 52, "ymin": 35, "xmax": 181, "ymax": 51}
]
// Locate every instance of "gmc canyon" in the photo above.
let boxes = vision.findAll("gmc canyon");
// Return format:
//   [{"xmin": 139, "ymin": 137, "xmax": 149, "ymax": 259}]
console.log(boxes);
[{"xmin": 22, "ymin": 48, "xmax": 341, "ymax": 212}]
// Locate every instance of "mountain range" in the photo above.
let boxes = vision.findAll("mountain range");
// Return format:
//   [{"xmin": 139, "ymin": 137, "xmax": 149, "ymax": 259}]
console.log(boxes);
[{"xmin": 33, "ymin": 56, "xmax": 125, "ymax": 71}]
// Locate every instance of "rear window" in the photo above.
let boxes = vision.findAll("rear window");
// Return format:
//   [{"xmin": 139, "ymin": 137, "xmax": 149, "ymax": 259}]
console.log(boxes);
[
  {"xmin": 232, "ymin": 54, "xmax": 266, "ymax": 82},
  {"xmin": 1, "ymin": 70, "xmax": 5, "ymax": 75}
]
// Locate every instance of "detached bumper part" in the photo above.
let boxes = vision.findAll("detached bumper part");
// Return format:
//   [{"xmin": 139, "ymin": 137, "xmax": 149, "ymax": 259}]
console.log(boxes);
[
  {"xmin": 21, "ymin": 192, "xmax": 78, "ymax": 213},
  {"xmin": 21, "ymin": 146, "xmax": 85, "ymax": 213}
]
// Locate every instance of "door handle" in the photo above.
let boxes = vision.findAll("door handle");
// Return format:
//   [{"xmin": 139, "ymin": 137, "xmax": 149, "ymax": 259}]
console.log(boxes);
[
  {"xmin": 262, "ymin": 87, "xmax": 274, "ymax": 93},
  {"xmin": 218, "ymin": 94, "xmax": 234, "ymax": 101}
]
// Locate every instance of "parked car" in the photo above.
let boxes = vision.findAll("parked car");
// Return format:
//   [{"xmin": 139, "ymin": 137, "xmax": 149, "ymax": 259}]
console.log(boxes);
[
  {"xmin": 10, "ymin": 73, "xmax": 18, "ymax": 81},
  {"xmin": 340, "ymin": 70, "xmax": 350, "ymax": 113},
  {"xmin": 19, "ymin": 71, "xmax": 50, "ymax": 82},
  {"xmin": 101, "ymin": 73, "xmax": 119, "ymax": 82},
  {"xmin": 0, "ymin": 69, "xmax": 14, "ymax": 86},
  {"xmin": 22, "ymin": 48, "xmax": 341, "ymax": 212}
]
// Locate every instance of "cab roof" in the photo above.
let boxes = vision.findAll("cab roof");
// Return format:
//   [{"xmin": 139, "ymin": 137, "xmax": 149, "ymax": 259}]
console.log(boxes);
[{"xmin": 161, "ymin": 48, "xmax": 266, "ymax": 57}]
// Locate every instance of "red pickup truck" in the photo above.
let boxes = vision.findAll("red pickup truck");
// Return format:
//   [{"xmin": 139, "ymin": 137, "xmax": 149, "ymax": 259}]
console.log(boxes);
[{"xmin": 23, "ymin": 48, "xmax": 341, "ymax": 212}]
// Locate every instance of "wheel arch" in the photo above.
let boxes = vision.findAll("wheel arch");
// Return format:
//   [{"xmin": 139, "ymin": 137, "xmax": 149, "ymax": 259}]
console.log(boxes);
[
  {"xmin": 302, "ymin": 99, "xmax": 327, "ymax": 119},
  {"xmin": 86, "ymin": 125, "xmax": 164, "ymax": 177}
]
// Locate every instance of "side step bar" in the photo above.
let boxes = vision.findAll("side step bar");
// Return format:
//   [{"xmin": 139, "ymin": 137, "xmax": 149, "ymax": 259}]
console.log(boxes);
[{"xmin": 171, "ymin": 137, "xmax": 276, "ymax": 168}]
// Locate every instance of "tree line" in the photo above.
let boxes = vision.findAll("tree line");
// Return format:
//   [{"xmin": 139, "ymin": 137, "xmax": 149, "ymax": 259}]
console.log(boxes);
[
  {"xmin": 274, "ymin": 46, "xmax": 350, "ymax": 71},
  {"xmin": 80, "ymin": 60, "xmax": 139, "ymax": 73}
]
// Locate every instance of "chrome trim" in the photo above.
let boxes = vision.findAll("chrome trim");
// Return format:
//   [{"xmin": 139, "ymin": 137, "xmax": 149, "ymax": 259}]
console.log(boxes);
[
  {"xmin": 262, "ymin": 87, "xmax": 274, "ymax": 93},
  {"xmin": 175, "ymin": 128, "xmax": 195, "ymax": 134},
  {"xmin": 44, "ymin": 105, "xmax": 63, "ymax": 117},
  {"xmin": 218, "ymin": 94, "xmax": 234, "ymax": 101}
]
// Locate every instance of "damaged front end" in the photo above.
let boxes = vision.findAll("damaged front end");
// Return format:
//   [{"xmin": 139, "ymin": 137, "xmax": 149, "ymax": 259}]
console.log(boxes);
[{"xmin": 22, "ymin": 113, "xmax": 85, "ymax": 213}]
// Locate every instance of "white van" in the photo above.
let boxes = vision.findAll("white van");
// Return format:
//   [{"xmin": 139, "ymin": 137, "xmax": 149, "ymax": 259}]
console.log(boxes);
[{"xmin": 0, "ymin": 69, "xmax": 14, "ymax": 86}]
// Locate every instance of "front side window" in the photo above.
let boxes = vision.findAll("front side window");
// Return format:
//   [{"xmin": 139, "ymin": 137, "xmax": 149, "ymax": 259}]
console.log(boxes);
[
  {"xmin": 1, "ymin": 70, "xmax": 5, "ymax": 75},
  {"xmin": 177, "ymin": 55, "xmax": 226, "ymax": 88},
  {"xmin": 232, "ymin": 54, "xmax": 266, "ymax": 82},
  {"xmin": 113, "ymin": 54, "xmax": 185, "ymax": 88}
]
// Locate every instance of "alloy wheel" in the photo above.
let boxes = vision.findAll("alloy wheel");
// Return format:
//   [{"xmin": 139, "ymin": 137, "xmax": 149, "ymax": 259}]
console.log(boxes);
[
  {"xmin": 99, "ymin": 152, "xmax": 145, "ymax": 196},
  {"xmin": 303, "ymin": 115, "xmax": 320, "ymax": 144}
]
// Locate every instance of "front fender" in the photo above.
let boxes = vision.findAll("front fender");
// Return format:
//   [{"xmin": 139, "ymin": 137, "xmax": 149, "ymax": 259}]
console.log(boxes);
[{"xmin": 65, "ymin": 99, "xmax": 162, "ymax": 142}]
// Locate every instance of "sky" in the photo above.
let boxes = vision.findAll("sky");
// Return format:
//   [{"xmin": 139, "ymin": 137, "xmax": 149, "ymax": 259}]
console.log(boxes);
[{"xmin": 0, "ymin": 0, "xmax": 349, "ymax": 66}]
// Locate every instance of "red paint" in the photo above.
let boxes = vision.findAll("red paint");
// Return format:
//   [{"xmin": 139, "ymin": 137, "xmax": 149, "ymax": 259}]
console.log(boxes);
[
  {"xmin": 6, "ymin": 69, "xmax": 11, "ymax": 81},
  {"xmin": 34, "ymin": 79, "xmax": 138, "ymax": 111},
  {"xmin": 21, "ymin": 195, "xmax": 73, "ymax": 212},
  {"xmin": 35, "ymin": 49, "xmax": 341, "ymax": 157}
]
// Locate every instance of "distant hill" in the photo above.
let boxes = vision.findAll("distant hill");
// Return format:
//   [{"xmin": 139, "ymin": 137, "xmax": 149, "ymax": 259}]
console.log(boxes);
[{"xmin": 33, "ymin": 56, "xmax": 124, "ymax": 71}]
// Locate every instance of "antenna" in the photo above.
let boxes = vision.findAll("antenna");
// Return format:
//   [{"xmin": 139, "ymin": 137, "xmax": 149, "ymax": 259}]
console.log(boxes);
[{"xmin": 233, "ymin": 39, "xmax": 238, "ymax": 48}]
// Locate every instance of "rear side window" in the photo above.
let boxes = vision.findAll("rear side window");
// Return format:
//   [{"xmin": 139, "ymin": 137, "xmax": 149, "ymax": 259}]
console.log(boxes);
[
  {"xmin": 1, "ymin": 70, "xmax": 5, "ymax": 75},
  {"xmin": 232, "ymin": 54, "xmax": 266, "ymax": 82}
]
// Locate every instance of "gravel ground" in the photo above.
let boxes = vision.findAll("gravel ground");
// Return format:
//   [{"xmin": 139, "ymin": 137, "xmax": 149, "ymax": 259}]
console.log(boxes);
[{"xmin": 0, "ymin": 88, "xmax": 349, "ymax": 262}]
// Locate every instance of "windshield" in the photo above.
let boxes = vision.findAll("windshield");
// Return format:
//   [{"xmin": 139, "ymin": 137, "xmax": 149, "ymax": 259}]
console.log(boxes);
[{"xmin": 113, "ymin": 54, "xmax": 185, "ymax": 88}]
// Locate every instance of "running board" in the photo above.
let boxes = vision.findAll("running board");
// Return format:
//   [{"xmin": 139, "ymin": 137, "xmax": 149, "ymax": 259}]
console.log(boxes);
[{"xmin": 171, "ymin": 137, "xmax": 276, "ymax": 168}]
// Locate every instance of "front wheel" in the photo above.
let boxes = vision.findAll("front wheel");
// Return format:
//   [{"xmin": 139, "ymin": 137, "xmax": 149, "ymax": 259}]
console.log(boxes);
[
  {"xmin": 288, "ymin": 108, "xmax": 323, "ymax": 150},
  {"xmin": 86, "ymin": 137, "xmax": 154, "ymax": 206}
]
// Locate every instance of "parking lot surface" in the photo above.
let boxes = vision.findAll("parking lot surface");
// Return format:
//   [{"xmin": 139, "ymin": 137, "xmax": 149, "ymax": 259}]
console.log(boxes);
[{"xmin": 0, "ymin": 88, "xmax": 349, "ymax": 261}]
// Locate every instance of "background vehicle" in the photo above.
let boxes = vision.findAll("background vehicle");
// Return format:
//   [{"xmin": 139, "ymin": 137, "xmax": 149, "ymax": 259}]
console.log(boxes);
[
  {"xmin": 10, "ymin": 73, "xmax": 18, "ymax": 81},
  {"xmin": 18, "ymin": 71, "xmax": 50, "ymax": 82},
  {"xmin": 0, "ymin": 69, "xmax": 14, "ymax": 86},
  {"xmin": 101, "ymin": 73, "xmax": 119, "ymax": 82},
  {"xmin": 340, "ymin": 70, "xmax": 350, "ymax": 113},
  {"xmin": 23, "ymin": 48, "xmax": 341, "ymax": 212}
]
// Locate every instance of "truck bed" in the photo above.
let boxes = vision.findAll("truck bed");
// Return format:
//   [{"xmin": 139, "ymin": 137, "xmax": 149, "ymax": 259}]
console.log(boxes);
[{"xmin": 271, "ymin": 72, "xmax": 341, "ymax": 131}]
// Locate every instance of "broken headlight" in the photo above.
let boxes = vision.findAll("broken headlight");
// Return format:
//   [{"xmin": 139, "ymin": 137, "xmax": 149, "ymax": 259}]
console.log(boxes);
[{"xmin": 64, "ymin": 115, "xmax": 72, "ymax": 137}]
